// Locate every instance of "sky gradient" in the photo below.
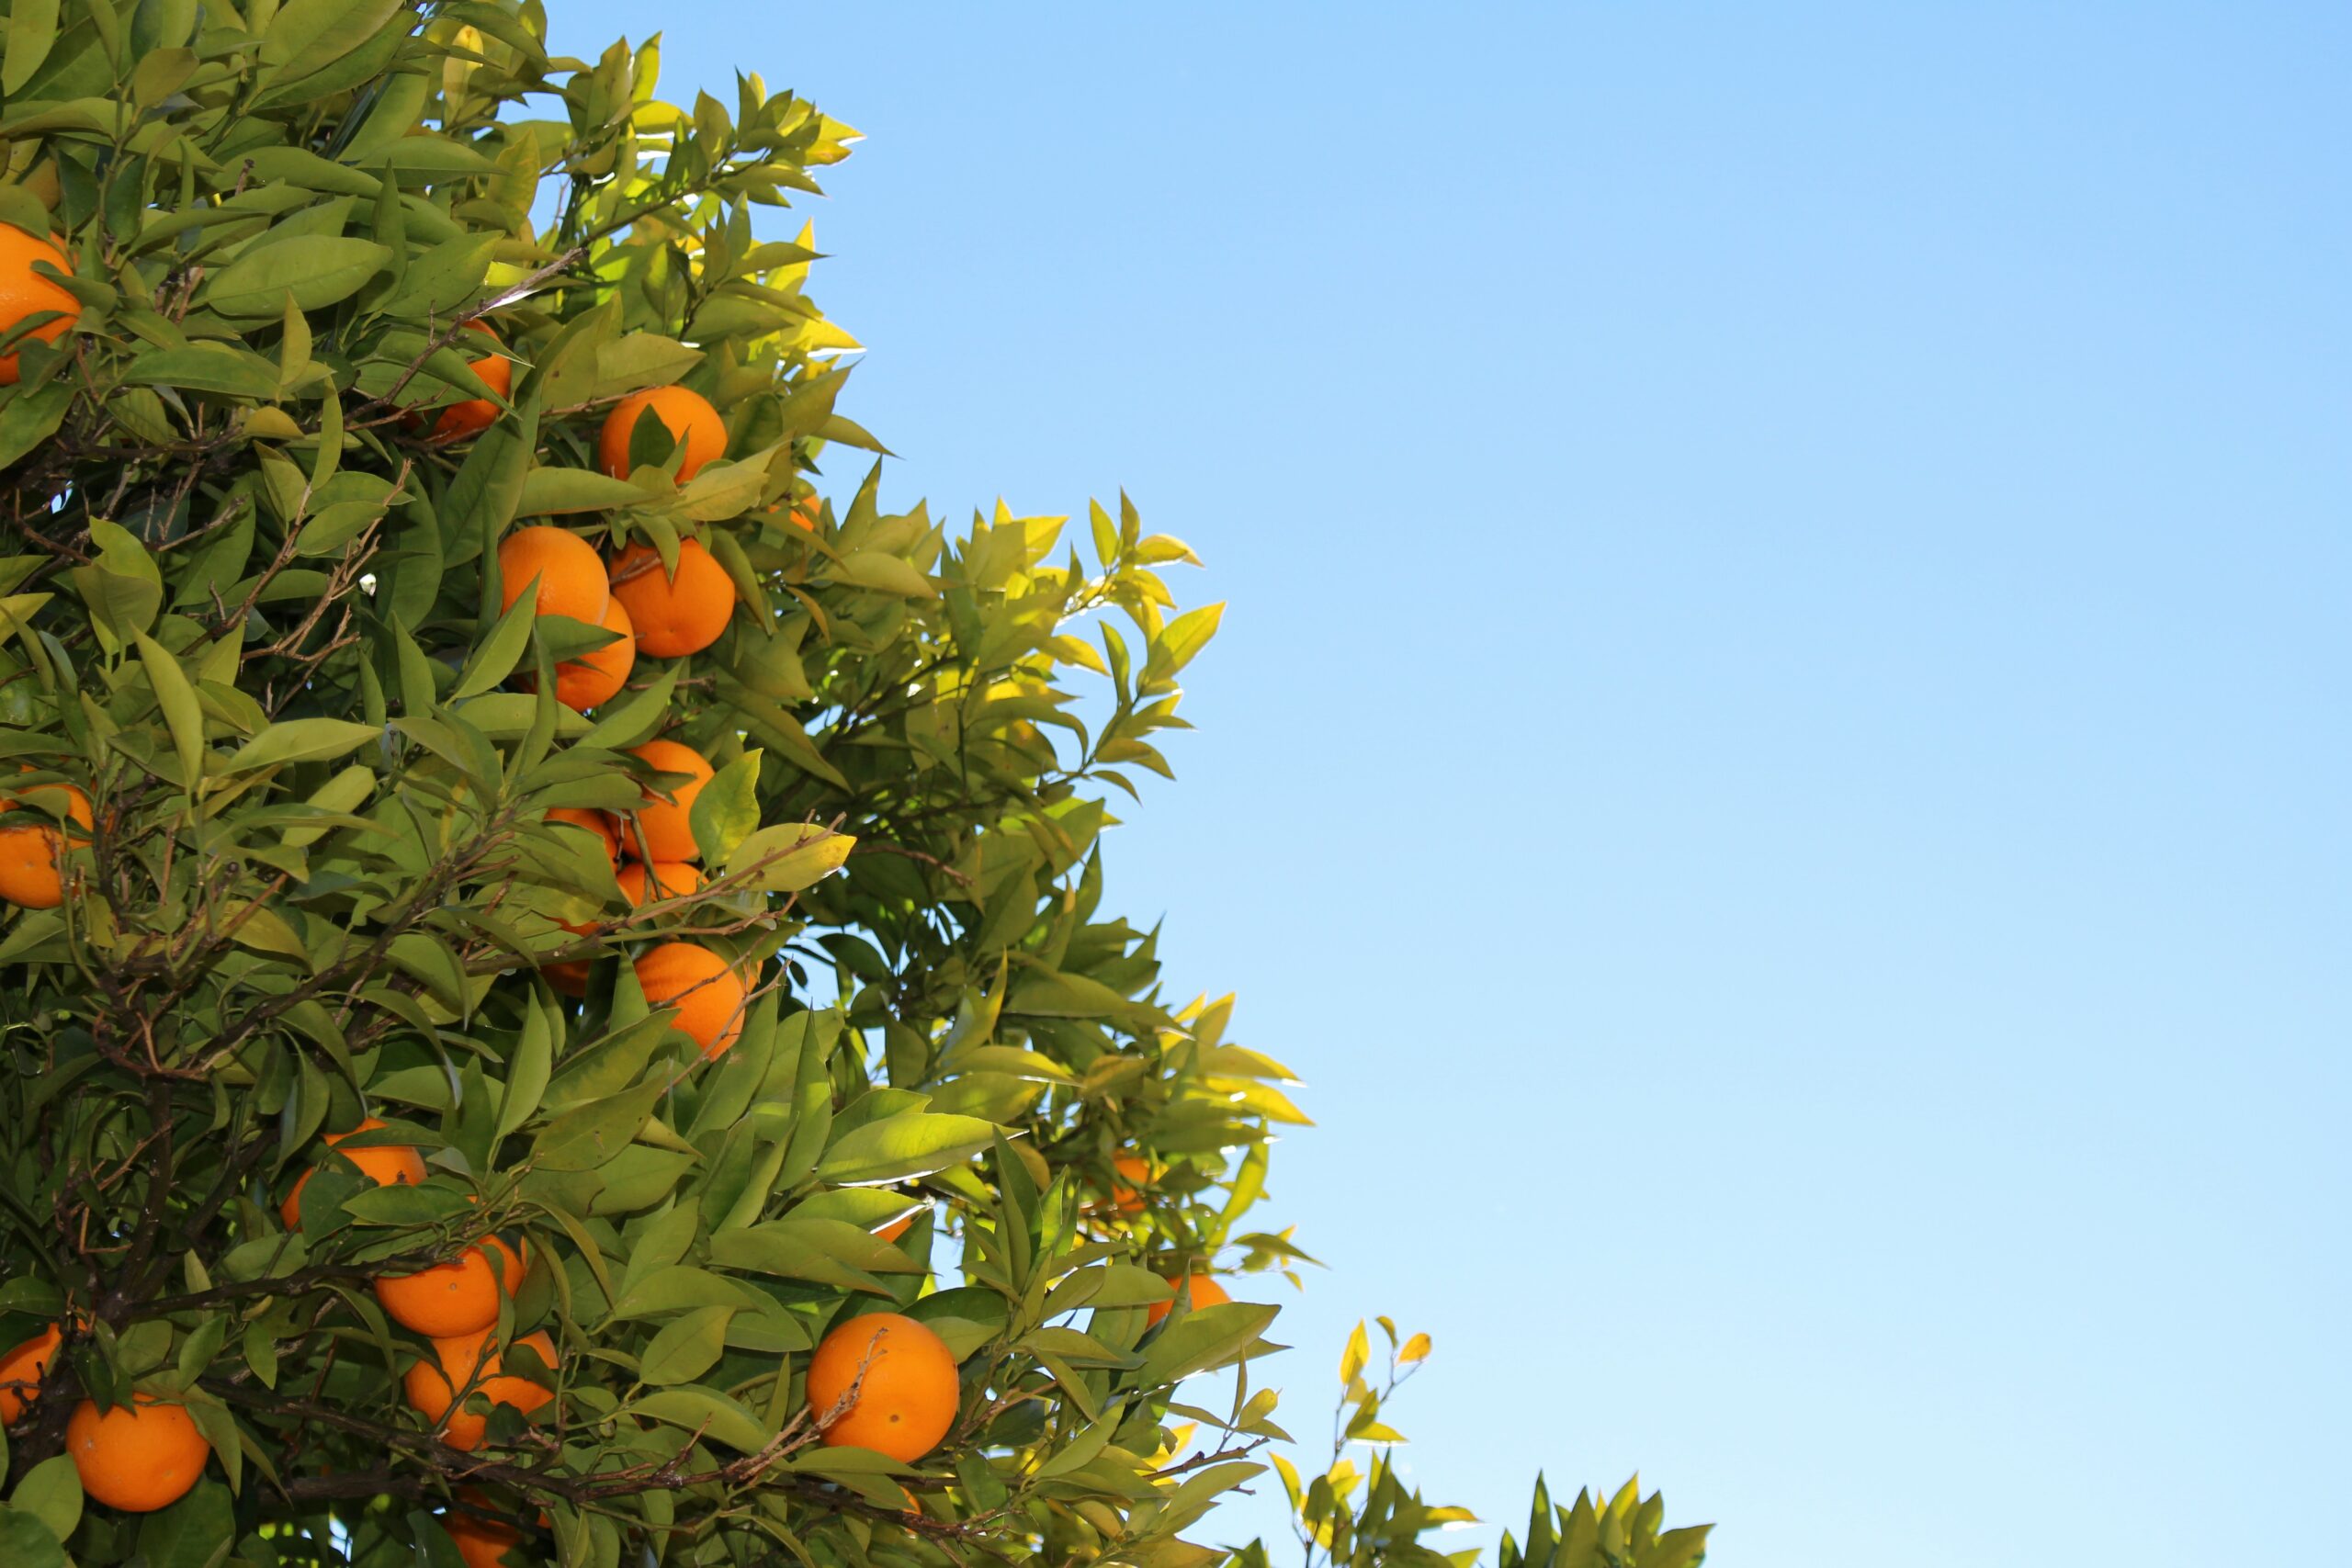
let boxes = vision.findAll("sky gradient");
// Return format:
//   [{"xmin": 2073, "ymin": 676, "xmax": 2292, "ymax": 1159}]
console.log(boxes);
[{"xmin": 549, "ymin": 6, "xmax": 2350, "ymax": 1563}]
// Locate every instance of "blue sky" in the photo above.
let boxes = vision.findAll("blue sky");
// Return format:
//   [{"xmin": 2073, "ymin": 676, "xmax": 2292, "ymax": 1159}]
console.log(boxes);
[{"xmin": 551, "ymin": 6, "xmax": 2348, "ymax": 1563}]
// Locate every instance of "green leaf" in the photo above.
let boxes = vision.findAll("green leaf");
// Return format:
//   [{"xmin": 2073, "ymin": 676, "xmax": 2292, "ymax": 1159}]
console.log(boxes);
[
  {"xmin": 1135, "ymin": 1302, "xmax": 1280, "ymax": 1387},
  {"xmin": 0, "ymin": 383, "xmax": 70, "ymax": 471},
  {"xmin": 134, "ymin": 634, "xmax": 206, "ymax": 786},
  {"xmin": 1, "ymin": 0, "xmax": 58, "ymax": 96},
  {"xmin": 1148, "ymin": 602, "xmax": 1224, "ymax": 681},
  {"xmin": 532, "ymin": 1081, "xmax": 666, "ymax": 1172},
  {"xmin": 133, "ymin": 1479, "xmax": 235, "ymax": 1568},
  {"xmin": 630, "ymin": 1386, "xmax": 771, "ymax": 1454},
  {"xmin": 7, "ymin": 1456, "xmax": 79, "ymax": 1546},
  {"xmin": 122, "ymin": 344, "xmax": 283, "ymax": 399},
  {"xmin": 221, "ymin": 718, "xmax": 381, "ymax": 774},
  {"xmin": 687, "ymin": 750, "xmax": 761, "ymax": 863},
  {"xmin": 0, "ymin": 1508, "xmax": 63, "ymax": 1568},
  {"xmin": 516, "ymin": 468, "xmax": 650, "ymax": 516},
  {"xmin": 205, "ymin": 237, "xmax": 391, "ymax": 317},
  {"xmin": 446, "ymin": 588, "xmax": 536, "ymax": 702},
  {"xmin": 495, "ymin": 996, "xmax": 552, "ymax": 1140},
  {"xmin": 724, "ymin": 823, "xmax": 854, "ymax": 895},
  {"xmin": 832, "ymin": 550, "xmax": 934, "ymax": 598},
  {"xmin": 817, "ymin": 1112, "xmax": 998, "ymax": 1187},
  {"xmin": 639, "ymin": 1304, "xmax": 734, "ymax": 1385}
]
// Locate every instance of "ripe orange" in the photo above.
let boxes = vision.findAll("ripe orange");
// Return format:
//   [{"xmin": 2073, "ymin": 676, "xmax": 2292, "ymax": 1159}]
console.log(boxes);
[
  {"xmin": 0, "ymin": 1322, "xmax": 62, "ymax": 1424},
  {"xmin": 376, "ymin": 1234, "xmax": 527, "ymax": 1338},
  {"xmin": 616, "ymin": 859, "xmax": 704, "ymax": 908},
  {"xmin": 403, "ymin": 1325, "xmax": 559, "ymax": 1452},
  {"xmin": 1108, "ymin": 1155, "xmax": 1150, "ymax": 1217},
  {"xmin": 1145, "ymin": 1271, "xmax": 1230, "ymax": 1328},
  {"xmin": 67, "ymin": 1395, "xmax": 211, "ymax": 1512},
  {"xmin": 0, "ymin": 225, "xmax": 78, "ymax": 385},
  {"xmin": 550, "ymin": 596, "xmax": 635, "ymax": 712},
  {"xmin": 282, "ymin": 1118, "xmax": 429, "ymax": 1228},
  {"xmin": 875, "ymin": 1205, "xmax": 920, "ymax": 1244},
  {"xmin": 0, "ymin": 775, "xmax": 90, "ymax": 910},
  {"xmin": 607, "ymin": 540, "xmax": 738, "ymax": 658},
  {"xmin": 496, "ymin": 525, "xmax": 609, "ymax": 626},
  {"xmin": 634, "ymin": 942, "xmax": 747, "ymax": 1059},
  {"xmin": 430, "ymin": 323, "xmax": 512, "ymax": 442},
  {"xmin": 598, "ymin": 385, "xmax": 726, "ymax": 482},
  {"xmin": 546, "ymin": 807, "xmax": 618, "ymax": 872},
  {"xmin": 620, "ymin": 740, "xmax": 711, "ymax": 862},
  {"xmin": 542, "ymin": 809, "xmax": 616, "ymax": 996},
  {"xmin": 806, "ymin": 1313, "xmax": 960, "ymax": 1462},
  {"xmin": 786, "ymin": 493, "xmax": 821, "ymax": 531},
  {"xmin": 446, "ymin": 1510, "xmax": 526, "ymax": 1568}
]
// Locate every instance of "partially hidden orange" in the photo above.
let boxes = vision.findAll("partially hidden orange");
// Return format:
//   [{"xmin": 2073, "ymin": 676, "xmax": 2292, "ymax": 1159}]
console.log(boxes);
[
  {"xmin": 0, "ymin": 1321, "xmax": 62, "ymax": 1424},
  {"xmin": 282, "ymin": 1117, "xmax": 429, "ymax": 1228},
  {"xmin": 1145, "ymin": 1272, "xmax": 1231, "ymax": 1328},
  {"xmin": 67, "ymin": 1395, "xmax": 211, "ymax": 1512},
  {"xmin": 1108, "ymin": 1155, "xmax": 1150, "ymax": 1217},
  {"xmin": 496, "ymin": 525, "xmax": 608, "ymax": 625},
  {"xmin": 0, "ymin": 225, "xmax": 78, "ymax": 384},
  {"xmin": 616, "ymin": 860, "xmax": 705, "ymax": 908},
  {"xmin": 634, "ymin": 942, "xmax": 747, "ymax": 1059},
  {"xmin": 597, "ymin": 385, "xmax": 726, "ymax": 482},
  {"xmin": 607, "ymin": 539, "xmax": 738, "ymax": 658},
  {"xmin": 0, "ymin": 774, "xmax": 89, "ymax": 909},
  {"xmin": 549, "ymin": 596, "xmax": 635, "ymax": 712},
  {"xmin": 429, "ymin": 322, "xmax": 512, "ymax": 442},
  {"xmin": 806, "ymin": 1312, "xmax": 961, "ymax": 1462},
  {"xmin": 376, "ymin": 1234, "xmax": 527, "ymax": 1338},
  {"xmin": 446, "ymin": 1510, "xmax": 526, "ymax": 1568},
  {"xmin": 546, "ymin": 807, "xmax": 618, "ymax": 872},
  {"xmin": 620, "ymin": 739, "xmax": 711, "ymax": 862},
  {"xmin": 403, "ymin": 1325, "xmax": 559, "ymax": 1452}
]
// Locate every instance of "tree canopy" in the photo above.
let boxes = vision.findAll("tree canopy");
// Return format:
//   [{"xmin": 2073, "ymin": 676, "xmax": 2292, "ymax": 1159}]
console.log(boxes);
[{"xmin": 0, "ymin": 4, "xmax": 1707, "ymax": 1566}]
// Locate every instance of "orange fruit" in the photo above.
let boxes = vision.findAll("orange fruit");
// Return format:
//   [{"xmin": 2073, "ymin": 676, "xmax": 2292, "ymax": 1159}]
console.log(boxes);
[
  {"xmin": 0, "ymin": 1322, "xmax": 62, "ymax": 1424},
  {"xmin": 616, "ymin": 859, "xmax": 704, "ymax": 908},
  {"xmin": 376, "ymin": 1234, "xmax": 527, "ymax": 1338},
  {"xmin": 806, "ymin": 1313, "xmax": 960, "ymax": 1462},
  {"xmin": 430, "ymin": 323, "xmax": 512, "ymax": 442},
  {"xmin": 403, "ymin": 1325, "xmax": 559, "ymax": 1452},
  {"xmin": 1145, "ymin": 1272, "xmax": 1230, "ymax": 1328},
  {"xmin": 0, "ymin": 225, "xmax": 78, "ymax": 385},
  {"xmin": 67, "ymin": 1395, "xmax": 211, "ymax": 1512},
  {"xmin": 634, "ymin": 942, "xmax": 747, "ymax": 1059},
  {"xmin": 546, "ymin": 807, "xmax": 619, "ymax": 872},
  {"xmin": 282, "ymin": 1118, "xmax": 429, "ymax": 1228},
  {"xmin": 446, "ymin": 1510, "xmax": 526, "ymax": 1568},
  {"xmin": 549, "ymin": 596, "xmax": 634, "ymax": 712},
  {"xmin": 496, "ymin": 526, "xmax": 609, "ymax": 626},
  {"xmin": 875, "ymin": 1208, "xmax": 918, "ymax": 1244},
  {"xmin": 607, "ymin": 540, "xmax": 738, "ymax": 658},
  {"xmin": 1108, "ymin": 1155, "xmax": 1150, "ymax": 1217},
  {"xmin": 0, "ymin": 775, "xmax": 89, "ymax": 910},
  {"xmin": 544, "ymin": 909, "xmax": 600, "ymax": 997},
  {"xmin": 598, "ymin": 385, "xmax": 726, "ymax": 482},
  {"xmin": 541, "ymin": 809, "xmax": 616, "ymax": 995},
  {"xmin": 620, "ymin": 740, "xmax": 711, "ymax": 862},
  {"xmin": 786, "ymin": 493, "xmax": 820, "ymax": 531}
]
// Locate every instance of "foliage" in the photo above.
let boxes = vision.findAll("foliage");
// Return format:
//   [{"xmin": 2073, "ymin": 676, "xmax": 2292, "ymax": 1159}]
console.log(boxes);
[
  {"xmin": 1243, "ymin": 1325, "xmax": 1712, "ymax": 1568},
  {"xmin": 0, "ymin": 3, "xmax": 1708, "ymax": 1567},
  {"xmin": 0, "ymin": 3, "xmax": 1292, "ymax": 1565}
]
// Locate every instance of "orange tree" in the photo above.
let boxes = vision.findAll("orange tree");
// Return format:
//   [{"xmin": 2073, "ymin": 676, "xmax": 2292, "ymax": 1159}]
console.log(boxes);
[{"xmin": 0, "ymin": 5, "xmax": 1707, "ymax": 1567}]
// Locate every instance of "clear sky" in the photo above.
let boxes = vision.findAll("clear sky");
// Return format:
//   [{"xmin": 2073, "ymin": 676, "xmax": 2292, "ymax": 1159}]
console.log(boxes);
[{"xmin": 551, "ymin": 6, "xmax": 2349, "ymax": 1564}]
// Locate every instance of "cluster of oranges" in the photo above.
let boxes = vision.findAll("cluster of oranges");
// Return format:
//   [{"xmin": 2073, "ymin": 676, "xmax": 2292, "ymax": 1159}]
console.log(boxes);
[
  {"xmin": 0, "ymin": 232, "xmax": 1232, "ymax": 1544},
  {"xmin": 1102, "ymin": 1154, "xmax": 1232, "ymax": 1326},
  {"xmin": 0, "ymin": 1322, "xmax": 212, "ymax": 1513}
]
